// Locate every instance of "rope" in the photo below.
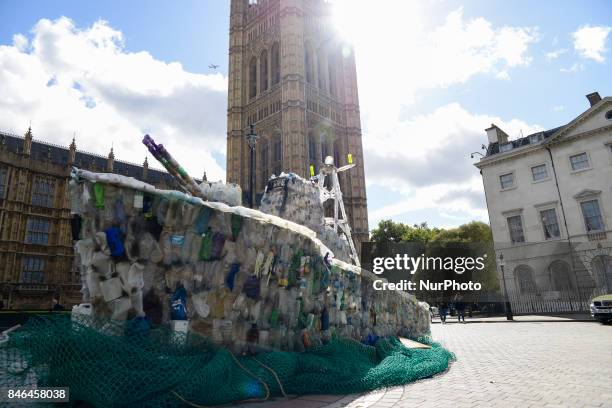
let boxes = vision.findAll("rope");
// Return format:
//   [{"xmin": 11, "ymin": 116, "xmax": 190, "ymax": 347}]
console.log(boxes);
[
  {"xmin": 253, "ymin": 356, "xmax": 291, "ymax": 398},
  {"xmin": 171, "ymin": 351, "xmax": 272, "ymax": 407}
]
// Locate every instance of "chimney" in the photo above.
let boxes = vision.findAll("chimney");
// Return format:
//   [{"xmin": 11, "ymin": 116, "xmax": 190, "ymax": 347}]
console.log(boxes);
[
  {"xmin": 586, "ymin": 92, "xmax": 601, "ymax": 107},
  {"xmin": 485, "ymin": 124, "xmax": 509, "ymax": 145}
]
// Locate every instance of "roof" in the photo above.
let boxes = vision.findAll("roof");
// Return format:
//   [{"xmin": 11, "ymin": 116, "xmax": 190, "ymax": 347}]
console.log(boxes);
[
  {"xmin": 0, "ymin": 130, "xmax": 186, "ymax": 188},
  {"xmin": 485, "ymin": 126, "xmax": 563, "ymax": 156}
]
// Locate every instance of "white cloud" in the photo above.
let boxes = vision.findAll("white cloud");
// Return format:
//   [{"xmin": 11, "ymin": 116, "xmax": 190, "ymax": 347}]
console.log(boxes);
[
  {"xmin": 0, "ymin": 17, "xmax": 228, "ymax": 181},
  {"xmin": 364, "ymin": 103, "xmax": 542, "ymax": 226},
  {"xmin": 572, "ymin": 25, "xmax": 611, "ymax": 62},
  {"xmin": 545, "ymin": 48, "xmax": 567, "ymax": 60},
  {"xmin": 552, "ymin": 105, "xmax": 565, "ymax": 112},
  {"xmin": 328, "ymin": 3, "xmax": 540, "ymax": 226},
  {"xmin": 332, "ymin": 4, "xmax": 538, "ymax": 126},
  {"xmin": 560, "ymin": 62, "xmax": 584, "ymax": 73}
]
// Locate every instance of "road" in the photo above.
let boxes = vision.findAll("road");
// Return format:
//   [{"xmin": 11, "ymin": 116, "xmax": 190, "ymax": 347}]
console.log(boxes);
[{"xmin": 234, "ymin": 319, "xmax": 612, "ymax": 408}]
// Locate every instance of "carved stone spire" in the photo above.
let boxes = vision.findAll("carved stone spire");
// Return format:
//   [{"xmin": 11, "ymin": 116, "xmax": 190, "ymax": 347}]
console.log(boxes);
[
  {"xmin": 142, "ymin": 156, "xmax": 149, "ymax": 180},
  {"xmin": 23, "ymin": 126, "xmax": 33, "ymax": 156},
  {"xmin": 107, "ymin": 147, "xmax": 114, "ymax": 172},
  {"xmin": 68, "ymin": 136, "xmax": 77, "ymax": 165}
]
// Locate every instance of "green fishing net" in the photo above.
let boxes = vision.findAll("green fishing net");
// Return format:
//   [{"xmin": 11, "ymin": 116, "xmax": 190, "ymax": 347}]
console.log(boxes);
[{"xmin": 0, "ymin": 315, "xmax": 454, "ymax": 407}]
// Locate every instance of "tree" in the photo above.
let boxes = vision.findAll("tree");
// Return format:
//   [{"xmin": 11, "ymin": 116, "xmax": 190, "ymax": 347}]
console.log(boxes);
[{"xmin": 370, "ymin": 219, "xmax": 409, "ymax": 243}]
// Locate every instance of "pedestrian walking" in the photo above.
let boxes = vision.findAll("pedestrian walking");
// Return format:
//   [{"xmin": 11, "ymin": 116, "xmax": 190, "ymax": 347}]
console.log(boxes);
[
  {"xmin": 439, "ymin": 302, "xmax": 448, "ymax": 324},
  {"xmin": 455, "ymin": 297, "xmax": 466, "ymax": 323}
]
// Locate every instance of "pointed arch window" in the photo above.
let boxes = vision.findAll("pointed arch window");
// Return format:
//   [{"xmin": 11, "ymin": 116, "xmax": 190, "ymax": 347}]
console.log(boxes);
[
  {"xmin": 271, "ymin": 42, "xmax": 280, "ymax": 85},
  {"xmin": 308, "ymin": 133, "xmax": 317, "ymax": 171},
  {"xmin": 272, "ymin": 133, "xmax": 282, "ymax": 175},
  {"xmin": 249, "ymin": 56, "xmax": 257, "ymax": 99},
  {"xmin": 305, "ymin": 43, "xmax": 314, "ymax": 84},
  {"xmin": 328, "ymin": 53, "xmax": 337, "ymax": 96},
  {"xmin": 260, "ymin": 140, "xmax": 269, "ymax": 189},
  {"xmin": 317, "ymin": 52, "xmax": 327, "ymax": 91},
  {"xmin": 260, "ymin": 49, "xmax": 268, "ymax": 92}
]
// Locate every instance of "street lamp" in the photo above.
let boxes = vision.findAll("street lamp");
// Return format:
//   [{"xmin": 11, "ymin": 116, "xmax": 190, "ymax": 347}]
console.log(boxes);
[
  {"xmin": 499, "ymin": 252, "xmax": 514, "ymax": 320},
  {"xmin": 246, "ymin": 124, "xmax": 259, "ymax": 208}
]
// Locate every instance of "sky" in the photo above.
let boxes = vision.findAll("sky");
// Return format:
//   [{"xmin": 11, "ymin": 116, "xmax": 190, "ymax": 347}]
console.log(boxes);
[{"xmin": 0, "ymin": 0, "xmax": 611, "ymax": 231}]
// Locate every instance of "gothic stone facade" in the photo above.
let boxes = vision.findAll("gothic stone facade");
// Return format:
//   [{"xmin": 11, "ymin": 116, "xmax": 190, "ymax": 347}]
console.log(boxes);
[
  {"xmin": 0, "ymin": 129, "xmax": 180, "ymax": 309},
  {"xmin": 226, "ymin": 0, "xmax": 369, "ymax": 245}
]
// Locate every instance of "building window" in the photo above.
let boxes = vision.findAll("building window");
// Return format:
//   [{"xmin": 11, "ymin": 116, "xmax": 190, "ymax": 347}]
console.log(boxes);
[
  {"xmin": 260, "ymin": 49, "xmax": 268, "ymax": 92},
  {"xmin": 21, "ymin": 257, "xmax": 45, "ymax": 283},
  {"xmin": 321, "ymin": 142, "xmax": 329, "ymax": 163},
  {"xmin": 540, "ymin": 208, "xmax": 560, "ymax": 239},
  {"xmin": 272, "ymin": 134, "xmax": 282, "ymax": 175},
  {"xmin": 317, "ymin": 53, "xmax": 327, "ymax": 91},
  {"xmin": 31, "ymin": 176, "xmax": 55, "ymax": 207},
  {"xmin": 26, "ymin": 217, "xmax": 50, "ymax": 245},
  {"xmin": 328, "ymin": 53, "xmax": 337, "ymax": 97},
  {"xmin": 591, "ymin": 256, "xmax": 612, "ymax": 289},
  {"xmin": 580, "ymin": 199, "xmax": 604, "ymax": 232},
  {"xmin": 569, "ymin": 152, "xmax": 590, "ymax": 171},
  {"xmin": 507, "ymin": 215, "xmax": 525, "ymax": 243},
  {"xmin": 260, "ymin": 142, "xmax": 269, "ymax": 188},
  {"xmin": 531, "ymin": 164, "xmax": 548, "ymax": 181},
  {"xmin": 514, "ymin": 265, "xmax": 537, "ymax": 293},
  {"xmin": 271, "ymin": 42, "xmax": 280, "ymax": 85},
  {"xmin": 249, "ymin": 56, "xmax": 257, "ymax": 99},
  {"xmin": 0, "ymin": 166, "xmax": 7, "ymax": 199},
  {"xmin": 305, "ymin": 43, "xmax": 314, "ymax": 85},
  {"xmin": 499, "ymin": 172, "xmax": 514, "ymax": 189},
  {"xmin": 308, "ymin": 134, "xmax": 317, "ymax": 168},
  {"xmin": 548, "ymin": 260, "xmax": 574, "ymax": 292},
  {"xmin": 605, "ymin": 109, "xmax": 612, "ymax": 120}
]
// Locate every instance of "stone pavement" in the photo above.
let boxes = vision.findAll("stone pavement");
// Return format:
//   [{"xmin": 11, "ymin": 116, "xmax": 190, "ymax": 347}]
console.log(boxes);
[{"xmin": 234, "ymin": 319, "xmax": 612, "ymax": 408}]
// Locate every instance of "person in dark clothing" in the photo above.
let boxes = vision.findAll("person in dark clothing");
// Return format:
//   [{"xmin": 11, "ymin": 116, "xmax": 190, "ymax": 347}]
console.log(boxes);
[
  {"xmin": 455, "ymin": 300, "xmax": 466, "ymax": 323},
  {"xmin": 439, "ymin": 302, "xmax": 448, "ymax": 324}
]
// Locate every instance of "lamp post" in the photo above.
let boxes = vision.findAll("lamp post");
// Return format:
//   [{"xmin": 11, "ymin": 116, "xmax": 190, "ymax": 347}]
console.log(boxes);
[
  {"xmin": 499, "ymin": 252, "xmax": 513, "ymax": 320},
  {"xmin": 246, "ymin": 124, "xmax": 259, "ymax": 208}
]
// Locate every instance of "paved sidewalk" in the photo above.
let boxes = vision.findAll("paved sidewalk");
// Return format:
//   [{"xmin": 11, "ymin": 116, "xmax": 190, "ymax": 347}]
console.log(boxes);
[{"xmin": 234, "ymin": 320, "xmax": 612, "ymax": 408}]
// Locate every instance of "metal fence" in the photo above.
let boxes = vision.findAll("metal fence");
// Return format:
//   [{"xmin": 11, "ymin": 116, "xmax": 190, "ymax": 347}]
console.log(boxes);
[{"xmin": 505, "ymin": 287, "xmax": 607, "ymax": 314}]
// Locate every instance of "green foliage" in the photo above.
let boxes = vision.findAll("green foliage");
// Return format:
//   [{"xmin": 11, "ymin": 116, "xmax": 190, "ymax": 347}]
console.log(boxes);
[
  {"xmin": 371, "ymin": 220, "xmax": 441, "ymax": 244},
  {"xmin": 370, "ymin": 220, "xmax": 499, "ymax": 294}
]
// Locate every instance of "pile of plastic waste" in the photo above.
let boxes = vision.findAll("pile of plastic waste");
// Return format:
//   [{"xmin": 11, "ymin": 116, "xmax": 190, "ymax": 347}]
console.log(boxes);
[{"xmin": 69, "ymin": 167, "xmax": 430, "ymax": 353}]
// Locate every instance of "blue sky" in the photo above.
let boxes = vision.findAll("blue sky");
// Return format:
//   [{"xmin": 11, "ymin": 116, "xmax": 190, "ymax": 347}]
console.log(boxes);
[{"xmin": 0, "ymin": 0, "xmax": 611, "ymax": 231}]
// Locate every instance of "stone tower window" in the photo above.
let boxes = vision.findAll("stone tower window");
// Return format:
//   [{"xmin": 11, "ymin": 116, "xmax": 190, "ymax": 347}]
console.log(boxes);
[
  {"xmin": 308, "ymin": 133, "xmax": 317, "ymax": 169},
  {"xmin": 328, "ymin": 53, "xmax": 337, "ymax": 96},
  {"xmin": 249, "ymin": 56, "xmax": 257, "ymax": 99},
  {"xmin": 260, "ymin": 141, "xmax": 269, "ymax": 187},
  {"xmin": 317, "ymin": 52, "xmax": 327, "ymax": 91},
  {"xmin": 305, "ymin": 42, "xmax": 314, "ymax": 84},
  {"xmin": 272, "ymin": 133, "xmax": 282, "ymax": 175},
  {"xmin": 271, "ymin": 42, "xmax": 280, "ymax": 85},
  {"xmin": 260, "ymin": 49, "xmax": 268, "ymax": 92}
]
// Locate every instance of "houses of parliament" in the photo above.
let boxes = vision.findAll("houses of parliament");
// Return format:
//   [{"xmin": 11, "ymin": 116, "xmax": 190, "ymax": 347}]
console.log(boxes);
[{"xmin": 0, "ymin": 0, "xmax": 369, "ymax": 310}]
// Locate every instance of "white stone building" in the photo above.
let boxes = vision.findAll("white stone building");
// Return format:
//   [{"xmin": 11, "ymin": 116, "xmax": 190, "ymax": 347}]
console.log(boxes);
[{"xmin": 475, "ymin": 92, "xmax": 612, "ymax": 305}]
